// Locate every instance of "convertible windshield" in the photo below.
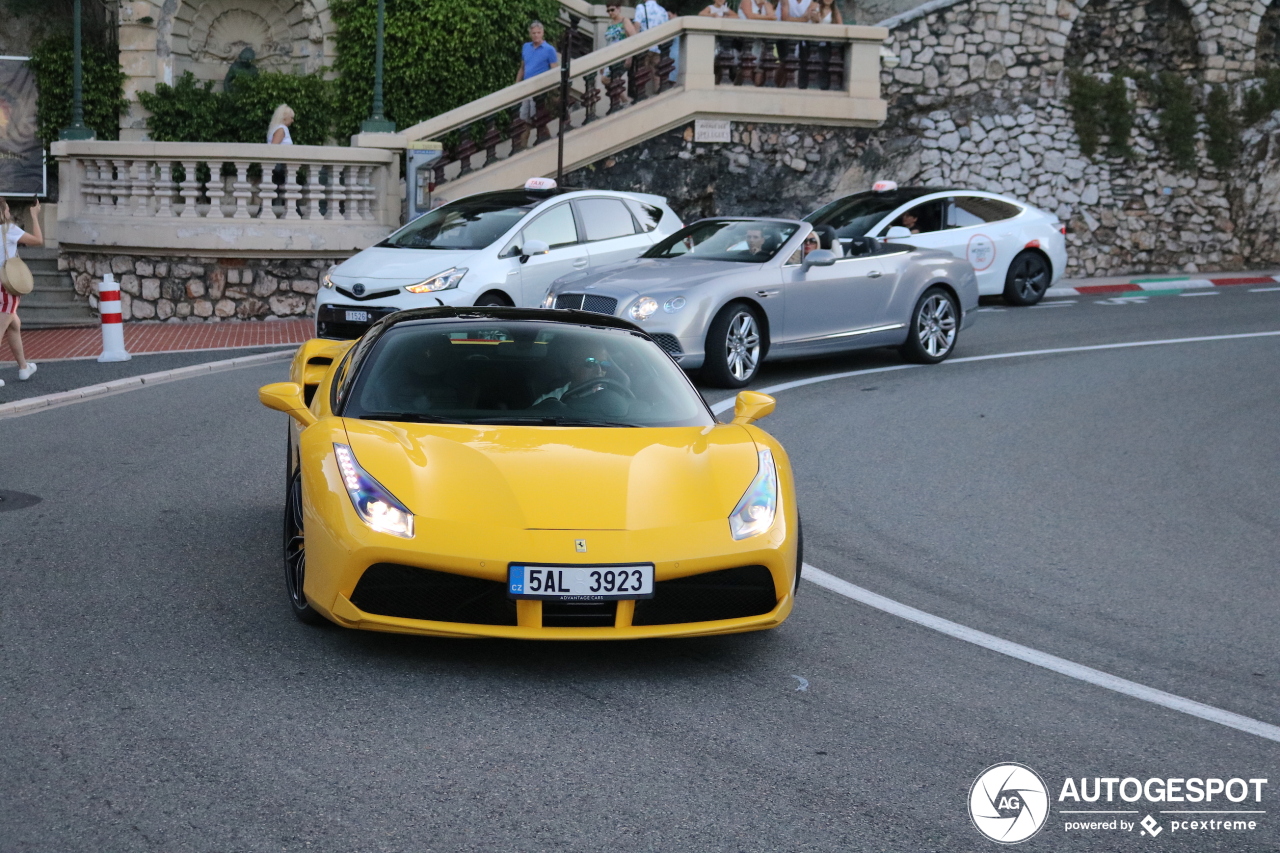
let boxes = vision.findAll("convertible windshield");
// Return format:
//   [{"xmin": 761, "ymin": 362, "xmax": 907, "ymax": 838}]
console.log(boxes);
[
  {"xmin": 341, "ymin": 321, "xmax": 715, "ymax": 428},
  {"xmin": 805, "ymin": 191, "xmax": 934, "ymax": 239},
  {"xmin": 380, "ymin": 193, "xmax": 538, "ymax": 250},
  {"xmin": 643, "ymin": 220, "xmax": 799, "ymax": 263}
]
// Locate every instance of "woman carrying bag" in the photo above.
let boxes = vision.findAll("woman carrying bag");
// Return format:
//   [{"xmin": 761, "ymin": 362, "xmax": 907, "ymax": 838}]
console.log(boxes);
[{"xmin": 0, "ymin": 197, "xmax": 43, "ymax": 387}]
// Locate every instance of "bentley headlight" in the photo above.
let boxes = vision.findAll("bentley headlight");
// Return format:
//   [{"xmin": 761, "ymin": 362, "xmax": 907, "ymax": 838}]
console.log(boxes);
[
  {"xmin": 663, "ymin": 296, "xmax": 687, "ymax": 313},
  {"xmin": 729, "ymin": 449, "xmax": 778, "ymax": 540},
  {"xmin": 406, "ymin": 267, "xmax": 467, "ymax": 294},
  {"xmin": 541, "ymin": 292, "xmax": 556, "ymax": 309},
  {"xmin": 333, "ymin": 443, "xmax": 414, "ymax": 538},
  {"xmin": 629, "ymin": 296, "xmax": 659, "ymax": 321}
]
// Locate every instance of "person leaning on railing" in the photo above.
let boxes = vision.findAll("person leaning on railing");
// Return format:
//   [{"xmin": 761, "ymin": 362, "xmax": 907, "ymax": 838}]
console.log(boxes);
[
  {"xmin": 776, "ymin": 0, "xmax": 816, "ymax": 87},
  {"xmin": 602, "ymin": 4, "xmax": 639, "ymax": 105},
  {"xmin": 809, "ymin": 0, "xmax": 842, "ymax": 90},
  {"xmin": 737, "ymin": 0, "xmax": 776, "ymax": 86}
]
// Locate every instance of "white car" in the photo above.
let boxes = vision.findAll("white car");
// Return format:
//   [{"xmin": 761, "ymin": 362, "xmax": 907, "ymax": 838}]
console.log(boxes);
[
  {"xmin": 316, "ymin": 182, "xmax": 683, "ymax": 339},
  {"xmin": 805, "ymin": 183, "xmax": 1068, "ymax": 305}
]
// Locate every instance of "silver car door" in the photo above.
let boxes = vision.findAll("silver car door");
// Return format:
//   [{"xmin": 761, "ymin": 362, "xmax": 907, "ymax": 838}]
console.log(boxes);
[
  {"xmin": 508, "ymin": 202, "xmax": 589, "ymax": 306},
  {"xmin": 576, "ymin": 197, "xmax": 654, "ymax": 268},
  {"xmin": 780, "ymin": 254, "xmax": 894, "ymax": 344}
]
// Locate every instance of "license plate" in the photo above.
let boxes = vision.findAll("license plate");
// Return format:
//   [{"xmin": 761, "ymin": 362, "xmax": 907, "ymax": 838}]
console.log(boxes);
[
  {"xmin": 345, "ymin": 310, "xmax": 370, "ymax": 323},
  {"xmin": 508, "ymin": 563, "xmax": 654, "ymax": 601}
]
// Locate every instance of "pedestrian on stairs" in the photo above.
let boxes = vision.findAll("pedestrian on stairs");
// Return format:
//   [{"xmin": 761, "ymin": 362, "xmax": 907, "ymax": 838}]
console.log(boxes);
[{"xmin": 0, "ymin": 197, "xmax": 41, "ymax": 387}]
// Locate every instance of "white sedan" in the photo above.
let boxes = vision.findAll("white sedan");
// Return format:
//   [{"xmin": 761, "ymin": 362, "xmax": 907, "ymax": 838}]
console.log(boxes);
[
  {"xmin": 805, "ymin": 183, "xmax": 1068, "ymax": 305},
  {"xmin": 316, "ymin": 180, "xmax": 682, "ymax": 339}
]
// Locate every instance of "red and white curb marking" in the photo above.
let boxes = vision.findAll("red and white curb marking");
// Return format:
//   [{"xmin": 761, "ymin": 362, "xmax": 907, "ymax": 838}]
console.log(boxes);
[{"xmin": 1047, "ymin": 273, "xmax": 1280, "ymax": 299}]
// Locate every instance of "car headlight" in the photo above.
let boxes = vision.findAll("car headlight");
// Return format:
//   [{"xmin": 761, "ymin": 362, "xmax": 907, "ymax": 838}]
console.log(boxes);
[
  {"xmin": 629, "ymin": 296, "xmax": 659, "ymax": 321},
  {"xmin": 541, "ymin": 292, "xmax": 556, "ymax": 309},
  {"xmin": 728, "ymin": 448, "xmax": 778, "ymax": 540},
  {"xmin": 663, "ymin": 296, "xmax": 687, "ymax": 313},
  {"xmin": 321, "ymin": 271, "xmax": 335, "ymax": 289},
  {"xmin": 405, "ymin": 267, "xmax": 467, "ymax": 294},
  {"xmin": 333, "ymin": 443, "xmax": 414, "ymax": 538}
]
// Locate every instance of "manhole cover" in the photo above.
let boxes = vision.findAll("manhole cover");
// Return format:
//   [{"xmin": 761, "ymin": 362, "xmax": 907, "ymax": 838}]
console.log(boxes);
[{"xmin": 0, "ymin": 491, "xmax": 42, "ymax": 512}]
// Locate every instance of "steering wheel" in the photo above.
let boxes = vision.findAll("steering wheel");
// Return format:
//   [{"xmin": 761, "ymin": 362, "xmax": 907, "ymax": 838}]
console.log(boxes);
[{"xmin": 562, "ymin": 377, "xmax": 635, "ymax": 400}]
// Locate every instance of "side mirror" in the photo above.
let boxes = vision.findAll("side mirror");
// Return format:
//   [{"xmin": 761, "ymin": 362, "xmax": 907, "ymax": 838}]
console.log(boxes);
[
  {"xmin": 731, "ymin": 390, "xmax": 776, "ymax": 425},
  {"xmin": 259, "ymin": 381, "xmax": 317, "ymax": 426},
  {"xmin": 520, "ymin": 239, "xmax": 550, "ymax": 263},
  {"xmin": 802, "ymin": 249, "xmax": 838, "ymax": 271},
  {"xmin": 884, "ymin": 226, "xmax": 913, "ymax": 240}
]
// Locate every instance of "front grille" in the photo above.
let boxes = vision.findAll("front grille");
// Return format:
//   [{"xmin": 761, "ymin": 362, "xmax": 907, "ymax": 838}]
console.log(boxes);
[
  {"xmin": 335, "ymin": 285, "xmax": 401, "ymax": 302},
  {"xmin": 650, "ymin": 333, "xmax": 683, "ymax": 356},
  {"xmin": 632, "ymin": 565, "xmax": 778, "ymax": 626},
  {"xmin": 555, "ymin": 293, "xmax": 618, "ymax": 315},
  {"xmin": 542, "ymin": 600, "xmax": 618, "ymax": 628},
  {"xmin": 350, "ymin": 563, "xmax": 517, "ymax": 625},
  {"xmin": 316, "ymin": 304, "xmax": 399, "ymax": 340}
]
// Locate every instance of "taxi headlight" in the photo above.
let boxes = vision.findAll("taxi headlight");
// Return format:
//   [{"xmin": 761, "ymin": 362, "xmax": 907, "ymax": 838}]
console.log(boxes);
[
  {"xmin": 333, "ymin": 443, "xmax": 414, "ymax": 538},
  {"xmin": 729, "ymin": 449, "xmax": 778, "ymax": 540},
  {"xmin": 629, "ymin": 297, "xmax": 659, "ymax": 321},
  {"xmin": 406, "ymin": 267, "xmax": 467, "ymax": 293},
  {"xmin": 321, "ymin": 271, "xmax": 335, "ymax": 289}
]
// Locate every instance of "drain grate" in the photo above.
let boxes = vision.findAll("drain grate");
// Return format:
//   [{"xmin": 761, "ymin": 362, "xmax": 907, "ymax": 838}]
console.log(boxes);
[{"xmin": 0, "ymin": 491, "xmax": 42, "ymax": 512}]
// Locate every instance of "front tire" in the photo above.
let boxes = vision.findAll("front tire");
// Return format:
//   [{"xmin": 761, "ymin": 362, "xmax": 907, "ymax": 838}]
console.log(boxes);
[
  {"xmin": 474, "ymin": 291, "xmax": 512, "ymax": 307},
  {"xmin": 284, "ymin": 471, "xmax": 327, "ymax": 625},
  {"xmin": 899, "ymin": 286, "xmax": 959, "ymax": 364},
  {"xmin": 702, "ymin": 302, "xmax": 765, "ymax": 388},
  {"xmin": 1002, "ymin": 250, "xmax": 1051, "ymax": 306}
]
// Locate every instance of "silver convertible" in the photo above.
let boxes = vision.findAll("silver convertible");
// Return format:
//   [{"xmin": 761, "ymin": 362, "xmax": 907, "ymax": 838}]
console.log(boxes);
[{"xmin": 542, "ymin": 218, "xmax": 980, "ymax": 387}]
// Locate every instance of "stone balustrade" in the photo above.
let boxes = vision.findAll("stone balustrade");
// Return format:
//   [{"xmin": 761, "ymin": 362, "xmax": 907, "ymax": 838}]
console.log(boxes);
[{"xmin": 50, "ymin": 141, "xmax": 401, "ymax": 256}]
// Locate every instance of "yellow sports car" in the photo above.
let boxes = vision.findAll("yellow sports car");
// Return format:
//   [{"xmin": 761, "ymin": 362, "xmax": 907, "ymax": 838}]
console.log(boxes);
[{"xmin": 259, "ymin": 307, "xmax": 799, "ymax": 639}]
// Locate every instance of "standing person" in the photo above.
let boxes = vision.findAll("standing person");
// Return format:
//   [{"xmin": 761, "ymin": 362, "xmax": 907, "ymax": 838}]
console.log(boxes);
[
  {"xmin": 632, "ymin": 0, "xmax": 671, "ymax": 93},
  {"xmin": 738, "ymin": 0, "xmax": 775, "ymax": 85},
  {"xmin": 811, "ymin": 0, "xmax": 841, "ymax": 88},
  {"xmin": 267, "ymin": 104, "xmax": 294, "ymax": 145},
  {"xmin": 777, "ymin": 0, "xmax": 815, "ymax": 87},
  {"xmin": 601, "ymin": 4, "xmax": 638, "ymax": 104},
  {"xmin": 515, "ymin": 21, "xmax": 560, "ymax": 142},
  {"xmin": 699, "ymin": 0, "xmax": 733, "ymax": 16},
  {"xmin": 0, "ymin": 197, "xmax": 42, "ymax": 386}
]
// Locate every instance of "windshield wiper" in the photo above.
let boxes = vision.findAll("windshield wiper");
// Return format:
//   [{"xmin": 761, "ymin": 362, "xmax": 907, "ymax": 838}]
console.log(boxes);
[
  {"xmin": 355, "ymin": 412, "xmax": 467, "ymax": 423},
  {"xmin": 469, "ymin": 416, "xmax": 635, "ymax": 427}
]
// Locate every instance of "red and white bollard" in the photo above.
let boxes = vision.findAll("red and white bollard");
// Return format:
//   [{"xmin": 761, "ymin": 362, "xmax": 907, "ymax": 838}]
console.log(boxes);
[{"xmin": 96, "ymin": 273, "xmax": 131, "ymax": 363}]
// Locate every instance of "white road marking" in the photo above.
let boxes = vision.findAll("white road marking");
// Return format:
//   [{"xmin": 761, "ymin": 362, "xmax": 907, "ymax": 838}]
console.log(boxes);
[
  {"xmin": 791, "ymin": 675, "xmax": 809, "ymax": 692},
  {"xmin": 707, "ymin": 333, "xmax": 1280, "ymax": 742},
  {"xmin": 1030, "ymin": 300, "xmax": 1075, "ymax": 308},
  {"xmin": 1180, "ymin": 291, "xmax": 1220, "ymax": 297},
  {"xmin": 802, "ymin": 564, "xmax": 1280, "ymax": 743},
  {"xmin": 1096, "ymin": 296, "xmax": 1149, "ymax": 304},
  {"xmin": 1250, "ymin": 286, "xmax": 1280, "ymax": 293}
]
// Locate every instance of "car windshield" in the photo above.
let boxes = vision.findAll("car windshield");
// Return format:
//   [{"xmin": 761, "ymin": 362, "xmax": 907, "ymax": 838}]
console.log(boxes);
[
  {"xmin": 380, "ymin": 196, "xmax": 536, "ymax": 250},
  {"xmin": 341, "ymin": 320, "xmax": 715, "ymax": 428},
  {"xmin": 643, "ymin": 220, "xmax": 799, "ymax": 263},
  {"xmin": 805, "ymin": 193, "xmax": 913, "ymax": 239}
]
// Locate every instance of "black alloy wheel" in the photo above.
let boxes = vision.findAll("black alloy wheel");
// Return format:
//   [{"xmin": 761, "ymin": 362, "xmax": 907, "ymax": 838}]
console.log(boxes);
[
  {"xmin": 284, "ymin": 471, "xmax": 327, "ymax": 625},
  {"xmin": 1003, "ymin": 250, "xmax": 1052, "ymax": 306},
  {"xmin": 474, "ymin": 292, "xmax": 512, "ymax": 307},
  {"xmin": 703, "ymin": 302, "xmax": 765, "ymax": 388},
  {"xmin": 899, "ymin": 286, "xmax": 960, "ymax": 365}
]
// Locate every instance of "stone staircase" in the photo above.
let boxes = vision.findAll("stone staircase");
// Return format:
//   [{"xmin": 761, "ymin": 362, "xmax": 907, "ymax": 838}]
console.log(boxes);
[{"xmin": 16, "ymin": 247, "xmax": 97, "ymax": 329}]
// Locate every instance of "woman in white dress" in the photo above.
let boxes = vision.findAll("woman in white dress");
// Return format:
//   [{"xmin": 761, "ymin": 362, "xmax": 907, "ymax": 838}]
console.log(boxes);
[
  {"xmin": 0, "ymin": 197, "xmax": 42, "ymax": 386},
  {"xmin": 268, "ymin": 104, "xmax": 295, "ymax": 145}
]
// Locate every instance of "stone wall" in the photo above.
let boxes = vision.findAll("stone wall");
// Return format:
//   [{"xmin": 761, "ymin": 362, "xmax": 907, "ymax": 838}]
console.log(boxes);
[
  {"xmin": 570, "ymin": 0, "xmax": 1280, "ymax": 277},
  {"xmin": 60, "ymin": 253, "xmax": 325, "ymax": 321}
]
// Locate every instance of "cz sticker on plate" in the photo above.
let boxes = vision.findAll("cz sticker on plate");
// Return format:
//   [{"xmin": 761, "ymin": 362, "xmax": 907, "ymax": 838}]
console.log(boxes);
[
  {"xmin": 508, "ymin": 563, "xmax": 654, "ymax": 601},
  {"xmin": 345, "ymin": 310, "xmax": 370, "ymax": 323}
]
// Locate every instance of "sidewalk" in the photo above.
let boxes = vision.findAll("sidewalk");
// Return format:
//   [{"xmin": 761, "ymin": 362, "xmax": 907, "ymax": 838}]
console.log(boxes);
[
  {"xmin": 0, "ymin": 318, "xmax": 314, "ymax": 364},
  {"xmin": 1048, "ymin": 270, "xmax": 1280, "ymax": 298}
]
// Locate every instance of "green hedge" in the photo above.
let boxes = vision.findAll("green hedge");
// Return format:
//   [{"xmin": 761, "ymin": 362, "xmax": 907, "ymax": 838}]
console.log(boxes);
[
  {"xmin": 138, "ymin": 71, "xmax": 335, "ymax": 144},
  {"xmin": 330, "ymin": 0, "xmax": 562, "ymax": 140},
  {"xmin": 26, "ymin": 35, "xmax": 128, "ymax": 146}
]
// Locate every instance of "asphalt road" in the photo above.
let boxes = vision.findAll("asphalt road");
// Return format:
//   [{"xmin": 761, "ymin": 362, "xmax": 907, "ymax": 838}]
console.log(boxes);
[{"xmin": 2, "ymin": 286, "xmax": 1277, "ymax": 852}]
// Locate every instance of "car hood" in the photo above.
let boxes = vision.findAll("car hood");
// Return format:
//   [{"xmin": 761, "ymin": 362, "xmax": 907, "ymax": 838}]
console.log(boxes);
[
  {"xmin": 342, "ymin": 420, "xmax": 759, "ymax": 531},
  {"xmin": 552, "ymin": 257, "xmax": 764, "ymax": 296},
  {"xmin": 332, "ymin": 247, "xmax": 477, "ymax": 283}
]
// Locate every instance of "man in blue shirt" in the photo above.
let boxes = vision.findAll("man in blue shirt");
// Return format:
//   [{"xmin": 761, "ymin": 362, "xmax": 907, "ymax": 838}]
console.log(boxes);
[{"xmin": 516, "ymin": 21, "xmax": 559, "ymax": 83}]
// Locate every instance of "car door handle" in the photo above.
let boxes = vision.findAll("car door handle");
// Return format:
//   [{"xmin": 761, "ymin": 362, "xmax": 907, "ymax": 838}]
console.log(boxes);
[
  {"xmin": 756, "ymin": 289, "xmax": 780, "ymax": 297},
  {"xmin": 866, "ymin": 270, "xmax": 883, "ymax": 278},
  {"xmin": 573, "ymin": 259, "xmax": 589, "ymax": 269}
]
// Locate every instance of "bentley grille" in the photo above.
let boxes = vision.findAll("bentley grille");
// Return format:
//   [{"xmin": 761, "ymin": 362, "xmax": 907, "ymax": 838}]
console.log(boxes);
[{"xmin": 555, "ymin": 293, "xmax": 619, "ymax": 315}]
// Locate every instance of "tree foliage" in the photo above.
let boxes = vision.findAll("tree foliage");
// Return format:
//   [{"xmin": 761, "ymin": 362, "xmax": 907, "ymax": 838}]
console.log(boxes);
[
  {"xmin": 26, "ymin": 34, "xmax": 128, "ymax": 146},
  {"xmin": 137, "ymin": 71, "xmax": 335, "ymax": 144},
  {"xmin": 330, "ymin": 0, "xmax": 562, "ymax": 141}
]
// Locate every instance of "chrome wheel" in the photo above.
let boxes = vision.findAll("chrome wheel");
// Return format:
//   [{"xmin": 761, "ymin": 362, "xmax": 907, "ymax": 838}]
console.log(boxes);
[
  {"xmin": 724, "ymin": 310, "xmax": 762, "ymax": 382},
  {"xmin": 284, "ymin": 471, "xmax": 325, "ymax": 624},
  {"xmin": 915, "ymin": 293, "xmax": 957, "ymax": 358}
]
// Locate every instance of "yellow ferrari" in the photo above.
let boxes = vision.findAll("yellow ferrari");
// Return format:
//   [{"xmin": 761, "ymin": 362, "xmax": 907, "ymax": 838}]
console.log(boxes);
[{"xmin": 259, "ymin": 307, "xmax": 800, "ymax": 639}]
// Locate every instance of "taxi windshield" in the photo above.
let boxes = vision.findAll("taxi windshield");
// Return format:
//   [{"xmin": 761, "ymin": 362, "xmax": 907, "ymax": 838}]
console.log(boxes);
[
  {"xmin": 643, "ymin": 220, "xmax": 799, "ymax": 263},
  {"xmin": 380, "ymin": 195, "xmax": 537, "ymax": 250},
  {"xmin": 341, "ymin": 321, "xmax": 715, "ymax": 428},
  {"xmin": 805, "ymin": 193, "xmax": 908, "ymax": 239}
]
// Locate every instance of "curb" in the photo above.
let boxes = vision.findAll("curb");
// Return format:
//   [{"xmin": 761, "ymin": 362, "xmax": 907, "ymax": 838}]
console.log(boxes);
[
  {"xmin": 0, "ymin": 349, "xmax": 294, "ymax": 420},
  {"xmin": 1047, "ymin": 273, "xmax": 1280, "ymax": 299}
]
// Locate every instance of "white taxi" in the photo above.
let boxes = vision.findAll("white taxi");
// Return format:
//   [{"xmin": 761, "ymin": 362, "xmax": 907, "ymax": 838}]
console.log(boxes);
[
  {"xmin": 316, "ymin": 179, "xmax": 682, "ymax": 339},
  {"xmin": 805, "ymin": 182, "xmax": 1068, "ymax": 305}
]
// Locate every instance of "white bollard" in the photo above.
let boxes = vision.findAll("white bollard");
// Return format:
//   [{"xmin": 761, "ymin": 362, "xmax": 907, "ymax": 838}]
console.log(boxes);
[{"xmin": 96, "ymin": 273, "xmax": 132, "ymax": 363}]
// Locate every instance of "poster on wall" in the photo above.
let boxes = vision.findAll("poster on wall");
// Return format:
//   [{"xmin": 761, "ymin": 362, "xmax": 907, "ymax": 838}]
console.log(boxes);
[{"xmin": 0, "ymin": 56, "xmax": 46, "ymax": 197}]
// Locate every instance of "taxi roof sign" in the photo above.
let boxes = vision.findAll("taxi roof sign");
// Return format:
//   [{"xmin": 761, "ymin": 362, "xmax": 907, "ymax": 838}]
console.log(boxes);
[
  {"xmin": 872, "ymin": 180, "xmax": 898, "ymax": 193},
  {"xmin": 525, "ymin": 177, "xmax": 558, "ymax": 190}
]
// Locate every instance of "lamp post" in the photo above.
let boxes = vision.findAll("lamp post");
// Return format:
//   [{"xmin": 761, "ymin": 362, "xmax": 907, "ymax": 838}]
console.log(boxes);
[
  {"xmin": 360, "ymin": 0, "xmax": 396, "ymax": 133},
  {"xmin": 59, "ymin": 0, "xmax": 96, "ymax": 140},
  {"xmin": 556, "ymin": 14, "xmax": 579, "ymax": 184}
]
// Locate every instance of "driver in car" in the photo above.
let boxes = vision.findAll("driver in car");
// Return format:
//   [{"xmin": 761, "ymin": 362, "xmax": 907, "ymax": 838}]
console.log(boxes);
[
  {"xmin": 532, "ymin": 337, "xmax": 629, "ymax": 416},
  {"xmin": 745, "ymin": 226, "xmax": 771, "ymax": 257}
]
